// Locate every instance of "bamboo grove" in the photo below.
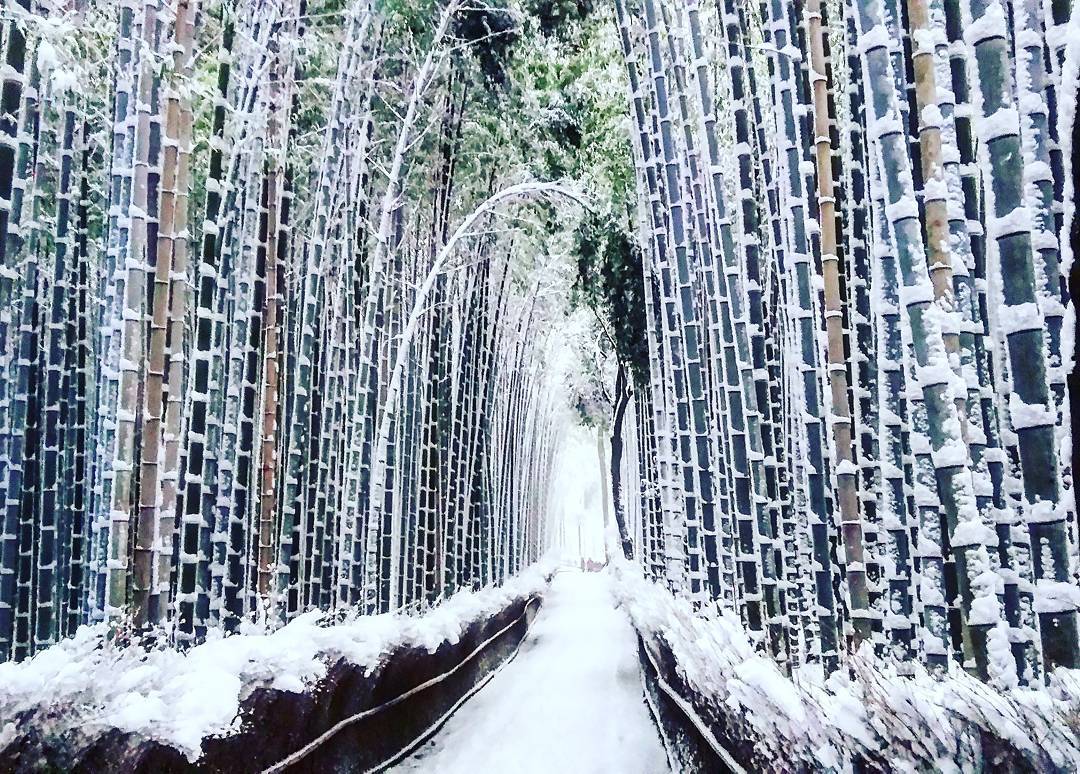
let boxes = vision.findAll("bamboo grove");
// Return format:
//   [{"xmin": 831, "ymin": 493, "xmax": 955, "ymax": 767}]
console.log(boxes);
[
  {"xmin": 0, "ymin": 0, "xmax": 577, "ymax": 662},
  {"xmin": 613, "ymin": 0, "xmax": 1079, "ymax": 687},
  {"xmin": 2, "ymin": 0, "xmax": 1080, "ymax": 698}
]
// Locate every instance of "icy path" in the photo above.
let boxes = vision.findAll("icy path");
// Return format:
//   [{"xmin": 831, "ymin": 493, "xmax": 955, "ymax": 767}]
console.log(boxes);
[{"xmin": 390, "ymin": 569, "xmax": 670, "ymax": 773}]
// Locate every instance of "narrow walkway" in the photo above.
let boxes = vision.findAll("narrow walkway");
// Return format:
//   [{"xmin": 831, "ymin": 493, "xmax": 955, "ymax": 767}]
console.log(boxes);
[{"xmin": 391, "ymin": 569, "xmax": 670, "ymax": 773}]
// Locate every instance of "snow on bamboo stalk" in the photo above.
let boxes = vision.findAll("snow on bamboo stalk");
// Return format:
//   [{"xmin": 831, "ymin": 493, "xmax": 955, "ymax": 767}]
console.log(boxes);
[
  {"xmin": 923, "ymin": 0, "xmax": 1035, "ymax": 676},
  {"xmin": 803, "ymin": 0, "xmax": 873, "ymax": 648},
  {"xmin": 873, "ymin": 0, "xmax": 941, "ymax": 667},
  {"xmin": 838, "ymin": 1, "xmax": 888, "ymax": 652},
  {"xmin": 614, "ymin": 0, "xmax": 688, "ymax": 592},
  {"xmin": 751, "ymin": 1, "xmax": 807, "ymax": 657},
  {"xmin": 1012, "ymin": 0, "xmax": 1065, "ymax": 400},
  {"xmin": 765, "ymin": 0, "xmax": 840, "ymax": 670},
  {"xmin": 107, "ymin": 0, "xmax": 164, "ymax": 624},
  {"xmin": 366, "ymin": 184, "xmax": 587, "ymax": 588},
  {"xmin": 866, "ymin": 0, "xmax": 942, "ymax": 669},
  {"xmin": 637, "ymin": 10, "xmax": 707, "ymax": 597},
  {"xmin": 865, "ymin": 0, "xmax": 935, "ymax": 670},
  {"xmin": 179, "ymin": 12, "xmax": 234, "ymax": 641},
  {"xmin": 0, "ymin": 1, "xmax": 39, "ymax": 661},
  {"xmin": 907, "ymin": 0, "xmax": 1009, "ymax": 670},
  {"xmin": 137, "ymin": 0, "xmax": 198, "ymax": 630},
  {"xmin": 18, "ymin": 22, "xmax": 55, "ymax": 658},
  {"xmin": 680, "ymin": 0, "xmax": 784, "ymax": 654},
  {"xmin": 0, "ymin": 2, "xmax": 34, "ymax": 548},
  {"xmin": 91, "ymin": 0, "xmax": 137, "ymax": 624},
  {"xmin": 654, "ymin": 0, "xmax": 731, "ymax": 604},
  {"xmin": 1011, "ymin": 0, "xmax": 1071, "ymax": 557},
  {"xmin": 65, "ymin": 115, "xmax": 93, "ymax": 639},
  {"xmin": 356, "ymin": 3, "xmax": 457, "ymax": 605},
  {"xmin": 1041, "ymin": 0, "xmax": 1069, "ymax": 250},
  {"xmin": 733, "ymin": 0, "xmax": 792, "ymax": 645},
  {"xmin": 660, "ymin": 1, "xmax": 736, "ymax": 608},
  {"xmin": 210, "ymin": 6, "xmax": 283, "ymax": 626},
  {"xmin": 256, "ymin": 1, "xmax": 301, "ymax": 605},
  {"xmin": 961, "ymin": 0, "xmax": 1079, "ymax": 671},
  {"xmin": 856, "ymin": 0, "xmax": 1007, "ymax": 680},
  {"xmin": 636, "ymin": 0, "xmax": 718, "ymax": 601},
  {"xmin": 32, "ymin": 18, "xmax": 81, "ymax": 650},
  {"xmin": 867, "ymin": 151, "xmax": 920, "ymax": 663},
  {"xmin": 277, "ymin": 0, "xmax": 372, "ymax": 612}
]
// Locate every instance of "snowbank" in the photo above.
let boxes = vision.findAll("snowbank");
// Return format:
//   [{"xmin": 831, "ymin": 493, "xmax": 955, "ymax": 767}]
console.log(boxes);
[
  {"xmin": 610, "ymin": 562, "xmax": 1080, "ymax": 772},
  {"xmin": 0, "ymin": 563, "xmax": 552, "ymax": 761}
]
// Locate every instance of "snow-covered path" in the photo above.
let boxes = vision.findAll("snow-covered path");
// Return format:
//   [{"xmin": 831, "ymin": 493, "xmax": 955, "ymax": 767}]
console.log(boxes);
[{"xmin": 390, "ymin": 569, "xmax": 670, "ymax": 773}]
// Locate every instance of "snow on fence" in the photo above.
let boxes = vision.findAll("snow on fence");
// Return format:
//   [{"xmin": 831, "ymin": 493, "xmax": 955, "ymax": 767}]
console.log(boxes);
[
  {"xmin": 613, "ymin": 562, "xmax": 1080, "ymax": 772},
  {"xmin": 0, "ymin": 563, "xmax": 551, "ymax": 765}
]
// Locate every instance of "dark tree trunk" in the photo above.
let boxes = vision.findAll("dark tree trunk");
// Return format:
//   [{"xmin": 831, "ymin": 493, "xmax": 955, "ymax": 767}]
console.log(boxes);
[{"xmin": 610, "ymin": 363, "xmax": 633, "ymax": 561}]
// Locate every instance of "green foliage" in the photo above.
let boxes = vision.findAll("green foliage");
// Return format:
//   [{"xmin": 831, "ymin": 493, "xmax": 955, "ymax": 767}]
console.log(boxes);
[
  {"xmin": 525, "ymin": 0, "xmax": 594, "ymax": 38},
  {"xmin": 574, "ymin": 212, "xmax": 649, "ymax": 385},
  {"xmin": 376, "ymin": 0, "xmax": 442, "ymax": 42},
  {"xmin": 453, "ymin": 6, "xmax": 520, "ymax": 90},
  {"xmin": 514, "ymin": 27, "xmax": 632, "ymax": 192}
]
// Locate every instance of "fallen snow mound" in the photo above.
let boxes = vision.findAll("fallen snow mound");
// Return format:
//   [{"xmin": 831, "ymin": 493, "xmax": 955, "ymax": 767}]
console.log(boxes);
[
  {"xmin": 610, "ymin": 562, "xmax": 1080, "ymax": 772},
  {"xmin": 0, "ymin": 563, "xmax": 552, "ymax": 761}
]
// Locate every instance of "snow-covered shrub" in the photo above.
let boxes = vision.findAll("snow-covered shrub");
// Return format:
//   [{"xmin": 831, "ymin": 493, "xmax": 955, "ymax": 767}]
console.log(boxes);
[
  {"xmin": 0, "ymin": 563, "xmax": 552, "ymax": 762},
  {"xmin": 611, "ymin": 562, "xmax": 1080, "ymax": 772}
]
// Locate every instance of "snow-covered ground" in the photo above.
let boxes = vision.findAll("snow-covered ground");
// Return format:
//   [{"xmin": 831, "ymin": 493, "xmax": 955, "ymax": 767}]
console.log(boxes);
[{"xmin": 391, "ymin": 569, "xmax": 670, "ymax": 774}]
